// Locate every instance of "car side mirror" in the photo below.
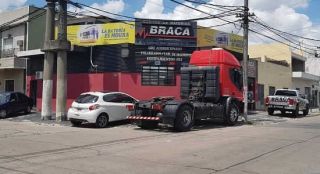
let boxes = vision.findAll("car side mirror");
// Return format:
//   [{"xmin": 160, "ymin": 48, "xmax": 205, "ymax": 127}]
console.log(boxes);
[{"xmin": 10, "ymin": 98, "xmax": 16, "ymax": 102}]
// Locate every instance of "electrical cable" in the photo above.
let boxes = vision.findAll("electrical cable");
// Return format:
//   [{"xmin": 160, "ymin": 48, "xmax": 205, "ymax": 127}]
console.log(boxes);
[
  {"xmin": 249, "ymin": 28, "xmax": 315, "ymax": 56},
  {"xmin": 252, "ymin": 15, "xmax": 320, "ymax": 42}
]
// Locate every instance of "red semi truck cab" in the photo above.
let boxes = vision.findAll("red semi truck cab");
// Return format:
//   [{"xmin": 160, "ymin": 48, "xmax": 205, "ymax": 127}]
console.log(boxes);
[
  {"xmin": 189, "ymin": 49, "xmax": 243, "ymax": 101},
  {"xmin": 128, "ymin": 48, "xmax": 244, "ymax": 131}
]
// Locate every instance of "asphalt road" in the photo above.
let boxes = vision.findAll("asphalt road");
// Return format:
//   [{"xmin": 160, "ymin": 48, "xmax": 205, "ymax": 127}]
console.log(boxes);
[{"xmin": 0, "ymin": 112, "xmax": 320, "ymax": 174}]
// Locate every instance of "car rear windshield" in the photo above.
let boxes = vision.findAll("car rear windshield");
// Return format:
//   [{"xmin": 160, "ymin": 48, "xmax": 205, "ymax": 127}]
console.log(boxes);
[
  {"xmin": 75, "ymin": 94, "xmax": 98, "ymax": 103},
  {"xmin": 275, "ymin": 90, "xmax": 297, "ymax": 96},
  {"xmin": 0, "ymin": 93, "xmax": 10, "ymax": 104}
]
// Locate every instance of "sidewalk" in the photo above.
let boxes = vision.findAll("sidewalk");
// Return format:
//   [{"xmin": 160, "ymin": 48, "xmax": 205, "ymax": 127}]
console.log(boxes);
[
  {"xmin": 5, "ymin": 111, "xmax": 72, "ymax": 127},
  {"xmin": 246, "ymin": 109, "xmax": 320, "ymax": 125}
]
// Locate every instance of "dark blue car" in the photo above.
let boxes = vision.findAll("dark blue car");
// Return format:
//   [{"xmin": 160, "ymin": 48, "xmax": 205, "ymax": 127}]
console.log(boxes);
[{"xmin": 0, "ymin": 92, "xmax": 33, "ymax": 119}]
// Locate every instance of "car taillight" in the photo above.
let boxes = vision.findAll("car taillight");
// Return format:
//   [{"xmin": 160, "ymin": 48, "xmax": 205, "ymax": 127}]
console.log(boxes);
[
  {"xmin": 89, "ymin": 104, "xmax": 100, "ymax": 111},
  {"xmin": 126, "ymin": 104, "xmax": 134, "ymax": 111},
  {"xmin": 151, "ymin": 104, "xmax": 162, "ymax": 111},
  {"xmin": 265, "ymin": 97, "xmax": 269, "ymax": 105},
  {"xmin": 288, "ymin": 98, "xmax": 296, "ymax": 105}
]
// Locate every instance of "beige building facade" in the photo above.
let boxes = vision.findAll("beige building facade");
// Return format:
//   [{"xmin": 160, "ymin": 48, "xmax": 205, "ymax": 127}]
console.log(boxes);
[{"xmin": 249, "ymin": 43, "xmax": 320, "ymax": 110}]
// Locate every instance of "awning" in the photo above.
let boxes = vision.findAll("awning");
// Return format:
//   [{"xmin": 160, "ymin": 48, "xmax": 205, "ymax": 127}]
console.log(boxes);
[{"xmin": 16, "ymin": 49, "xmax": 44, "ymax": 57}]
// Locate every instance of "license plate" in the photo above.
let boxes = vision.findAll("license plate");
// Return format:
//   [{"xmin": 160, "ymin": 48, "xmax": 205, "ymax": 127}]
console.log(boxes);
[{"xmin": 271, "ymin": 105, "xmax": 284, "ymax": 109}]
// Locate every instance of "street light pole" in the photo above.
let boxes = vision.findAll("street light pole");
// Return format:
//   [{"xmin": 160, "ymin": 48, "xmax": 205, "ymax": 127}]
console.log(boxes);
[
  {"xmin": 242, "ymin": 0, "xmax": 249, "ymax": 121},
  {"xmin": 56, "ymin": 0, "xmax": 69, "ymax": 122}
]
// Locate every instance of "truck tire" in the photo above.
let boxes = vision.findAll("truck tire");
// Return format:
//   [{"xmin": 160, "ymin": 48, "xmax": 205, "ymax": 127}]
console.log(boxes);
[
  {"xmin": 291, "ymin": 105, "xmax": 299, "ymax": 118},
  {"xmin": 138, "ymin": 121, "xmax": 159, "ymax": 129},
  {"xmin": 267, "ymin": 108, "xmax": 274, "ymax": 115},
  {"xmin": 174, "ymin": 105, "xmax": 194, "ymax": 132},
  {"xmin": 303, "ymin": 105, "xmax": 309, "ymax": 116},
  {"xmin": 224, "ymin": 102, "xmax": 239, "ymax": 126}
]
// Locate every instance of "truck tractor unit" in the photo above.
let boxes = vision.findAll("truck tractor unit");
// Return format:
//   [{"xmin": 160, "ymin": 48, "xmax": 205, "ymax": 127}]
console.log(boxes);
[{"xmin": 127, "ymin": 49, "xmax": 244, "ymax": 131}]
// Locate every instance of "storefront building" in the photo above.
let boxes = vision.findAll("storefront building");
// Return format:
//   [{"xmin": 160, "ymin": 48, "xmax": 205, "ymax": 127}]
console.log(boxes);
[
  {"xmin": 21, "ymin": 17, "xmax": 249, "ymax": 111},
  {"xmin": 249, "ymin": 43, "xmax": 320, "ymax": 109}
]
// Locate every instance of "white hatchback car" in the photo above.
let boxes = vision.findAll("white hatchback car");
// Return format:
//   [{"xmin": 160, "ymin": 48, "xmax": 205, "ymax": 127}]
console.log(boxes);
[{"xmin": 67, "ymin": 91, "xmax": 137, "ymax": 128}]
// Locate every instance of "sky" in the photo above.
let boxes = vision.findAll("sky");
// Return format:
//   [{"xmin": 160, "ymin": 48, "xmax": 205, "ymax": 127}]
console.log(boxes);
[{"xmin": 1, "ymin": 0, "xmax": 320, "ymax": 48}]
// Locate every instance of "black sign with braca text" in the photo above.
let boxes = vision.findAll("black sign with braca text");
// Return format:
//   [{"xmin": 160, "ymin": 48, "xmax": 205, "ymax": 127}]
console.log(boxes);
[{"xmin": 135, "ymin": 20, "xmax": 197, "ymax": 47}]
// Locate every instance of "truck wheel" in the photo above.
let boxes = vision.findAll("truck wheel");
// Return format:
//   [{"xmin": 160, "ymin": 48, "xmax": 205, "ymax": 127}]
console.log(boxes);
[
  {"xmin": 303, "ymin": 105, "xmax": 309, "ymax": 116},
  {"xmin": 174, "ymin": 105, "xmax": 194, "ymax": 132},
  {"xmin": 224, "ymin": 102, "xmax": 239, "ymax": 126},
  {"xmin": 291, "ymin": 105, "xmax": 299, "ymax": 118},
  {"xmin": 267, "ymin": 108, "xmax": 274, "ymax": 115},
  {"xmin": 138, "ymin": 121, "xmax": 159, "ymax": 129}
]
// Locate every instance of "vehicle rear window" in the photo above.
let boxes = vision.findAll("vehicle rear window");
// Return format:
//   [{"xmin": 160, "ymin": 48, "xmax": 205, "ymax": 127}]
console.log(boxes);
[
  {"xmin": 75, "ymin": 94, "xmax": 98, "ymax": 103},
  {"xmin": 0, "ymin": 93, "xmax": 10, "ymax": 104},
  {"xmin": 275, "ymin": 90, "xmax": 297, "ymax": 96}
]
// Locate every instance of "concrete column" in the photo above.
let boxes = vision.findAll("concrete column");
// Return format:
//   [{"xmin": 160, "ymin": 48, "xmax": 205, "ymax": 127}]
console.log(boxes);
[
  {"xmin": 56, "ymin": 0, "xmax": 68, "ymax": 122},
  {"xmin": 41, "ymin": 0, "xmax": 55, "ymax": 120}
]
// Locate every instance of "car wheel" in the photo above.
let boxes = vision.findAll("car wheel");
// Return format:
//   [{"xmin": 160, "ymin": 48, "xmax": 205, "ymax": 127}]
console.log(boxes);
[
  {"xmin": 174, "ymin": 105, "xmax": 194, "ymax": 132},
  {"xmin": 95, "ymin": 114, "xmax": 109, "ymax": 128},
  {"xmin": 24, "ymin": 106, "xmax": 31, "ymax": 114},
  {"xmin": 303, "ymin": 105, "xmax": 309, "ymax": 116},
  {"xmin": 224, "ymin": 102, "xmax": 239, "ymax": 126},
  {"xmin": 0, "ymin": 109, "xmax": 7, "ymax": 119},
  {"xmin": 281, "ymin": 110, "xmax": 286, "ymax": 116},
  {"xmin": 291, "ymin": 105, "xmax": 299, "ymax": 118},
  {"xmin": 70, "ymin": 120, "xmax": 82, "ymax": 127},
  {"xmin": 138, "ymin": 120, "xmax": 159, "ymax": 129},
  {"xmin": 267, "ymin": 108, "xmax": 274, "ymax": 115}
]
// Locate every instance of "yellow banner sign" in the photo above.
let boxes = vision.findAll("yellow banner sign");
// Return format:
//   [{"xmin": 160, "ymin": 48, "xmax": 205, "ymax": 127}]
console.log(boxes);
[
  {"xmin": 57, "ymin": 22, "xmax": 135, "ymax": 46},
  {"xmin": 197, "ymin": 27, "xmax": 243, "ymax": 53}
]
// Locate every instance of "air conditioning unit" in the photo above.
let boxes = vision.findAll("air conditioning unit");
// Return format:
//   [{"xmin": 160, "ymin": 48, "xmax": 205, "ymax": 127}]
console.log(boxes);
[{"xmin": 35, "ymin": 71, "xmax": 43, "ymax": 80}]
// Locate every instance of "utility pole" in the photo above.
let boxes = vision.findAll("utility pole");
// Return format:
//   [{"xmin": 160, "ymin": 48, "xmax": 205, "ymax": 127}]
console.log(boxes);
[
  {"xmin": 242, "ymin": 0, "xmax": 249, "ymax": 122},
  {"xmin": 41, "ymin": 0, "xmax": 56, "ymax": 120},
  {"xmin": 56, "ymin": 0, "xmax": 70, "ymax": 122}
]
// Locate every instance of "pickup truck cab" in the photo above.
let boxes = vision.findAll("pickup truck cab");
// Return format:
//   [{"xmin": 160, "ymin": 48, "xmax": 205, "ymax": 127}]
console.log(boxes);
[{"xmin": 265, "ymin": 89, "xmax": 309, "ymax": 117}]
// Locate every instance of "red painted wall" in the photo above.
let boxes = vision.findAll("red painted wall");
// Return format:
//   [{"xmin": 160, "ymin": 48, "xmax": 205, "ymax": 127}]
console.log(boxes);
[
  {"xmin": 27, "ymin": 72, "xmax": 181, "ymax": 111},
  {"xmin": 118, "ymin": 72, "xmax": 181, "ymax": 100}
]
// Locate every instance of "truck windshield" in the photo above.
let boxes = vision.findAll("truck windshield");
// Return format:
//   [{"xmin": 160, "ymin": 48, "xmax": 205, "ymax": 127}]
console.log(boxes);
[
  {"xmin": 75, "ymin": 94, "xmax": 98, "ymax": 103},
  {"xmin": 275, "ymin": 90, "xmax": 297, "ymax": 96}
]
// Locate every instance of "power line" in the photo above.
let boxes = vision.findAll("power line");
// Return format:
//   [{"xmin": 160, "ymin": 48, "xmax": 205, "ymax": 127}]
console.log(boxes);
[
  {"xmin": 68, "ymin": 0, "xmax": 241, "ymax": 22},
  {"xmin": 252, "ymin": 15, "xmax": 320, "ymax": 42},
  {"xmin": 250, "ymin": 16, "xmax": 320, "ymax": 50},
  {"xmin": 184, "ymin": 0, "xmax": 244, "ymax": 8},
  {"xmin": 250, "ymin": 22, "xmax": 318, "ymax": 52},
  {"xmin": 249, "ymin": 28, "xmax": 316, "ymax": 56},
  {"xmin": 0, "ymin": 9, "xmax": 46, "ymax": 33},
  {"xmin": 0, "ymin": 6, "xmax": 46, "ymax": 29}
]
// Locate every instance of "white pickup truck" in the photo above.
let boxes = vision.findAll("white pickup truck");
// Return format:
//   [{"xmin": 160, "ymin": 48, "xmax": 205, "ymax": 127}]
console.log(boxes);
[{"xmin": 265, "ymin": 89, "xmax": 309, "ymax": 117}]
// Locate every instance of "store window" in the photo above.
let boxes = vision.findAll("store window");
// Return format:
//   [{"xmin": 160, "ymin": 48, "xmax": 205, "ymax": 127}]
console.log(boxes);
[{"xmin": 142, "ymin": 66, "xmax": 175, "ymax": 86}]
